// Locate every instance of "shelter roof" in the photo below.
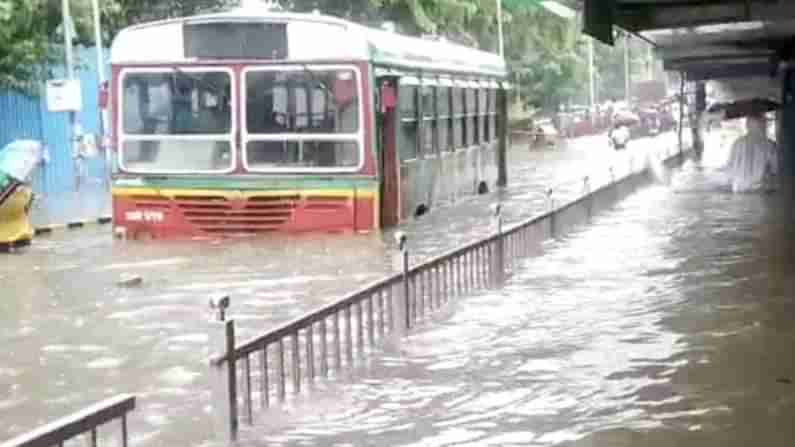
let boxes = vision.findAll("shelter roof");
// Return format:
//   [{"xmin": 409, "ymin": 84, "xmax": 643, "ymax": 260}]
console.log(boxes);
[{"xmin": 582, "ymin": 1, "xmax": 795, "ymax": 83}]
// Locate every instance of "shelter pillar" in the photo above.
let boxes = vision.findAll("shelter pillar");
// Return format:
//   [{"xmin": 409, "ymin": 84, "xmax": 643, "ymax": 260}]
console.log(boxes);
[
  {"xmin": 692, "ymin": 81, "xmax": 706, "ymax": 158},
  {"xmin": 780, "ymin": 67, "xmax": 795, "ymax": 180}
]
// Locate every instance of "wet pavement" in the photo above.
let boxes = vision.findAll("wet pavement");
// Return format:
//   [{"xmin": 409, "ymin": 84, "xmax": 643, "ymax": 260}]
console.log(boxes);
[
  {"xmin": 29, "ymin": 180, "xmax": 112, "ymax": 227},
  {"xmin": 2, "ymin": 130, "xmax": 691, "ymax": 446}
]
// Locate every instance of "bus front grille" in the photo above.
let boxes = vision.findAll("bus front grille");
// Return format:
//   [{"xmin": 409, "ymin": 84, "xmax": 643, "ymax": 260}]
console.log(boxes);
[
  {"xmin": 174, "ymin": 195, "xmax": 298, "ymax": 233},
  {"xmin": 303, "ymin": 195, "xmax": 351, "ymax": 211}
]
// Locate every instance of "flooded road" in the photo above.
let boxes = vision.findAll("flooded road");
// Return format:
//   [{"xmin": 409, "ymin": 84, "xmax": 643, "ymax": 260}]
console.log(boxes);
[
  {"xmin": 245, "ymin": 142, "xmax": 795, "ymax": 446},
  {"xmin": 1, "ymin": 131, "xmax": 687, "ymax": 445}
]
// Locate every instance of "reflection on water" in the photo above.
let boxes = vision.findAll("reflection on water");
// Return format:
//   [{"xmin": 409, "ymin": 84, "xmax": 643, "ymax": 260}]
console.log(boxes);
[
  {"xmin": 242, "ymin": 150, "xmax": 795, "ymax": 446},
  {"xmin": 2, "ymin": 132, "xmax": 686, "ymax": 445}
]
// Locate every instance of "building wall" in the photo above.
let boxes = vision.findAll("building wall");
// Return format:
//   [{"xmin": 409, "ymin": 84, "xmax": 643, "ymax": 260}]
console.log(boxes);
[{"xmin": 0, "ymin": 47, "xmax": 111, "ymax": 226}]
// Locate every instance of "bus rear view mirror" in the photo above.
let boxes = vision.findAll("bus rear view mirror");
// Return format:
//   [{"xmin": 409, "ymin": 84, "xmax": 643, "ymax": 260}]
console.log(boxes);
[
  {"xmin": 380, "ymin": 82, "xmax": 396, "ymax": 112},
  {"xmin": 333, "ymin": 76, "xmax": 356, "ymax": 106}
]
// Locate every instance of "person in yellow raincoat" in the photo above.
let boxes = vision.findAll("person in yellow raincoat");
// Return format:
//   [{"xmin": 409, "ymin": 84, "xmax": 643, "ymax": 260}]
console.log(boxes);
[{"xmin": 0, "ymin": 140, "xmax": 43, "ymax": 248}]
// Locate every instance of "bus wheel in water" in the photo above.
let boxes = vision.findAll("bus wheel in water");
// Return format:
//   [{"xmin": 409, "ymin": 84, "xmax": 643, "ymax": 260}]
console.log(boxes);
[
  {"xmin": 414, "ymin": 204, "xmax": 429, "ymax": 218},
  {"xmin": 477, "ymin": 182, "xmax": 489, "ymax": 195}
]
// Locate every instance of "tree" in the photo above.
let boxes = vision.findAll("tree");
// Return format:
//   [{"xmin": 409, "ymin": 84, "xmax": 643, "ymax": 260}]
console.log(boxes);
[
  {"xmin": 0, "ymin": 0, "xmax": 129, "ymax": 92},
  {"xmin": 102, "ymin": 0, "xmax": 231, "ymax": 44},
  {"xmin": 0, "ymin": 0, "xmax": 598, "ymax": 108},
  {"xmin": 501, "ymin": 5, "xmax": 585, "ymax": 112},
  {"xmin": 0, "ymin": 0, "xmax": 55, "ymax": 92}
]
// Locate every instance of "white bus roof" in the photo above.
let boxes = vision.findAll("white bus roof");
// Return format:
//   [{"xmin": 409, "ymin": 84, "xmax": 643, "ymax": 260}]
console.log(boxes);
[{"xmin": 111, "ymin": 8, "xmax": 507, "ymax": 78}]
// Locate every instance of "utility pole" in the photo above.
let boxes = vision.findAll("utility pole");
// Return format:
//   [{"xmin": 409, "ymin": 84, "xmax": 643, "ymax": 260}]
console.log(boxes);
[
  {"xmin": 588, "ymin": 38, "xmax": 595, "ymax": 119},
  {"xmin": 91, "ymin": 0, "xmax": 105, "ymax": 130},
  {"xmin": 497, "ymin": 0, "xmax": 504, "ymax": 58},
  {"xmin": 624, "ymin": 33, "xmax": 631, "ymax": 103},
  {"xmin": 62, "ymin": 0, "xmax": 81, "ymax": 191},
  {"xmin": 647, "ymin": 43, "xmax": 654, "ymax": 80},
  {"xmin": 91, "ymin": 0, "xmax": 111, "ymax": 184}
]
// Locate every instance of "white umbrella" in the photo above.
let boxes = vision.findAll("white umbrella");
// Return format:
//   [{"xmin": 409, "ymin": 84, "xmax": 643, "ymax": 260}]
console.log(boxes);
[{"xmin": 0, "ymin": 140, "xmax": 44, "ymax": 183}]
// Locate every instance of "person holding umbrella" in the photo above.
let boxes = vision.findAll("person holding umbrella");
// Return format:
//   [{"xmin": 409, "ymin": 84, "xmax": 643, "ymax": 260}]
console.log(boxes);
[
  {"xmin": 725, "ymin": 110, "xmax": 779, "ymax": 193},
  {"xmin": 0, "ymin": 140, "xmax": 44, "ymax": 249}
]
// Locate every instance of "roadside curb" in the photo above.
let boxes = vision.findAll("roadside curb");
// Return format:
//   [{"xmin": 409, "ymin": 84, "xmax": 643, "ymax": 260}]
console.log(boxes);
[{"xmin": 34, "ymin": 216, "xmax": 113, "ymax": 236}]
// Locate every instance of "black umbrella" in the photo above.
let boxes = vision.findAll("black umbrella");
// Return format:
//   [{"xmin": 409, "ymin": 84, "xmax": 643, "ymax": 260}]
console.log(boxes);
[{"xmin": 707, "ymin": 98, "xmax": 780, "ymax": 120}]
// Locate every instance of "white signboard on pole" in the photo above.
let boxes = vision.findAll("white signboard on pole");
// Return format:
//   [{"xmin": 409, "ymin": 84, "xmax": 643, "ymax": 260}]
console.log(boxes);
[{"xmin": 46, "ymin": 79, "xmax": 83, "ymax": 112}]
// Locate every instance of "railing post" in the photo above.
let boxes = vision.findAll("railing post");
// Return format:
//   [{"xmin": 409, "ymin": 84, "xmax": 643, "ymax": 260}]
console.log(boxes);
[
  {"xmin": 493, "ymin": 204, "xmax": 504, "ymax": 286},
  {"xmin": 583, "ymin": 176, "xmax": 593, "ymax": 221},
  {"xmin": 396, "ymin": 231, "xmax": 410, "ymax": 331},
  {"xmin": 209, "ymin": 296, "xmax": 238, "ymax": 443},
  {"xmin": 546, "ymin": 188, "xmax": 556, "ymax": 239}
]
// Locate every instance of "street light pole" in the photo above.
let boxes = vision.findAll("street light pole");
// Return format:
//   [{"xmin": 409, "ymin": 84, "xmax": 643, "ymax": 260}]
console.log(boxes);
[
  {"xmin": 62, "ymin": 0, "xmax": 82, "ymax": 191},
  {"xmin": 91, "ymin": 0, "xmax": 105, "ymax": 107},
  {"xmin": 624, "ymin": 33, "xmax": 631, "ymax": 103},
  {"xmin": 497, "ymin": 0, "xmax": 504, "ymax": 58},
  {"xmin": 62, "ymin": 0, "xmax": 74, "ymax": 80},
  {"xmin": 588, "ymin": 37, "xmax": 595, "ymax": 111},
  {"xmin": 90, "ymin": 0, "xmax": 111, "ymax": 183}
]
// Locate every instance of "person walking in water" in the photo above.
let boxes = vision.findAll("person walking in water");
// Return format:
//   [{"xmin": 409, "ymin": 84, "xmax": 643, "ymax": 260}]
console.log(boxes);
[{"xmin": 726, "ymin": 112, "xmax": 778, "ymax": 193}]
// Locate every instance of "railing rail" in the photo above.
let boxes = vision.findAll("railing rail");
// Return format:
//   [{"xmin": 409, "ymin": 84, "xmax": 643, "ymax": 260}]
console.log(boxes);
[
  {"xmin": 1, "ymin": 394, "xmax": 136, "ymax": 447},
  {"xmin": 208, "ymin": 132, "xmax": 692, "ymax": 442}
]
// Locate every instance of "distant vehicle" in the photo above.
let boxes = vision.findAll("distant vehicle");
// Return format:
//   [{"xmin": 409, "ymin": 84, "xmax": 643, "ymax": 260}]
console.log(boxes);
[{"xmin": 109, "ymin": 7, "xmax": 509, "ymax": 239}]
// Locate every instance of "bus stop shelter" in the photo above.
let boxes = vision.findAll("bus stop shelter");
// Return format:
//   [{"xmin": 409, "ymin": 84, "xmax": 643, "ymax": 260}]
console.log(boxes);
[{"xmin": 581, "ymin": 0, "xmax": 795, "ymax": 176}]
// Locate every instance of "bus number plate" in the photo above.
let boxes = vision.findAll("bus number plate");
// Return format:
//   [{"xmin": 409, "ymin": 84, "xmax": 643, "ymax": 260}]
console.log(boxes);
[{"xmin": 125, "ymin": 210, "xmax": 164, "ymax": 223}]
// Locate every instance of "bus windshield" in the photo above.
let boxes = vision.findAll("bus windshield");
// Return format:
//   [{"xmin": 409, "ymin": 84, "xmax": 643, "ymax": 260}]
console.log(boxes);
[
  {"xmin": 245, "ymin": 68, "xmax": 359, "ymax": 134},
  {"xmin": 244, "ymin": 67, "xmax": 361, "ymax": 171},
  {"xmin": 123, "ymin": 71, "xmax": 231, "ymax": 135},
  {"xmin": 120, "ymin": 70, "xmax": 234, "ymax": 173}
]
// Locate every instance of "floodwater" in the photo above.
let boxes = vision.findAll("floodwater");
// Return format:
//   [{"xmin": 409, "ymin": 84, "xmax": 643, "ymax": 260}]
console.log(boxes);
[
  {"xmin": 243, "ymin": 133, "xmax": 795, "ymax": 446},
  {"xmin": 2, "ymin": 131, "xmax": 687, "ymax": 446}
]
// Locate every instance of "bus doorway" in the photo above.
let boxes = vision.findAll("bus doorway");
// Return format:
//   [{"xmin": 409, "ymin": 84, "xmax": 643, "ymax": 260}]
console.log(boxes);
[{"xmin": 379, "ymin": 78, "xmax": 400, "ymax": 227}]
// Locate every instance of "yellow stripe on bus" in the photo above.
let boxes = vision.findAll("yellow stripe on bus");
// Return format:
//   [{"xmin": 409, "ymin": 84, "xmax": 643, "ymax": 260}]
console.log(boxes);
[{"xmin": 112, "ymin": 187, "xmax": 377, "ymax": 199}]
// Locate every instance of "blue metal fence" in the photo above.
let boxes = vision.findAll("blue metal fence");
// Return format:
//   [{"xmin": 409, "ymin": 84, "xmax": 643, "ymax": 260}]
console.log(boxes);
[{"xmin": 0, "ymin": 47, "xmax": 111, "ymax": 226}]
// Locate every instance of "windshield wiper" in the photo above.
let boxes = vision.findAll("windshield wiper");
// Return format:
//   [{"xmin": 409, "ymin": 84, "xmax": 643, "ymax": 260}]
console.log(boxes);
[{"xmin": 171, "ymin": 66, "xmax": 222, "ymax": 97}]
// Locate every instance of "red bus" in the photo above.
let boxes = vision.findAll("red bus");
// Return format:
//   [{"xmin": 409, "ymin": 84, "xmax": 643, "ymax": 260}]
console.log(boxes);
[{"xmin": 110, "ymin": 7, "xmax": 509, "ymax": 239}]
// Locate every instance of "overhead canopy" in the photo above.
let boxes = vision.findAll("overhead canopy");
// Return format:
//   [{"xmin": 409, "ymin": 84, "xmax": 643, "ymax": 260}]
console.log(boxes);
[{"xmin": 581, "ymin": 0, "xmax": 795, "ymax": 87}]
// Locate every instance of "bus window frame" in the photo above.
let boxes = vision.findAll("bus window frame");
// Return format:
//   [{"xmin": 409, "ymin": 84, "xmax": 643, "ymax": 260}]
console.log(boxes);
[
  {"xmin": 478, "ymin": 81, "xmax": 488, "ymax": 145},
  {"xmin": 420, "ymin": 78, "xmax": 437, "ymax": 158},
  {"xmin": 466, "ymin": 81, "xmax": 478, "ymax": 147},
  {"xmin": 437, "ymin": 78, "xmax": 454, "ymax": 152},
  {"xmin": 453, "ymin": 79, "xmax": 468, "ymax": 150},
  {"xmin": 398, "ymin": 76, "xmax": 420, "ymax": 162},
  {"xmin": 117, "ymin": 66, "xmax": 237, "ymax": 175},
  {"xmin": 488, "ymin": 83, "xmax": 499, "ymax": 142},
  {"xmin": 241, "ymin": 64, "xmax": 365, "ymax": 174}
]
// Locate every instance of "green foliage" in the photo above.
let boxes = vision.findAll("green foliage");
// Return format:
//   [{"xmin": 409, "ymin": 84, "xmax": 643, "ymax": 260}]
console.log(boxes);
[
  {"xmin": 0, "ymin": 0, "xmax": 55, "ymax": 93},
  {"xmin": 102, "ymin": 0, "xmax": 231, "ymax": 43},
  {"xmin": 502, "ymin": 5, "xmax": 584, "ymax": 112},
  {"xmin": 0, "ymin": 0, "xmax": 652, "ymax": 110}
]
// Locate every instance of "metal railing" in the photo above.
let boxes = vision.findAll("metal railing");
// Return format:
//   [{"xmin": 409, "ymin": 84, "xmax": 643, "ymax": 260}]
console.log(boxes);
[
  {"xmin": 1, "ymin": 394, "xmax": 136, "ymax": 447},
  {"xmin": 208, "ymin": 135, "xmax": 690, "ymax": 442}
]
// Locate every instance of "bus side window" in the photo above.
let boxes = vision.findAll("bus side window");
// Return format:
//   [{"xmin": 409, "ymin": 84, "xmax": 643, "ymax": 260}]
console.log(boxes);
[
  {"xmin": 421, "ymin": 85, "xmax": 435, "ymax": 156},
  {"xmin": 466, "ymin": 88, "xmax": 476, "ymax": 147},
  {"xmin": 437, "ymin": 86, "xmax": 451, "ymax": 152},
  {"xmin": 479, "ymin": 88, "xmax": 487, "ymax": 144},
  {"xmin": 489, "ymin": 89, "xmax": 498, "ymax": 142},
  {"xmin": 398, "ymin": 84, "xmax": 418, "ymax": 161},
  {"xmin": 452, "ymin": 87, "xmax": 463, "ymax": 149}
]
